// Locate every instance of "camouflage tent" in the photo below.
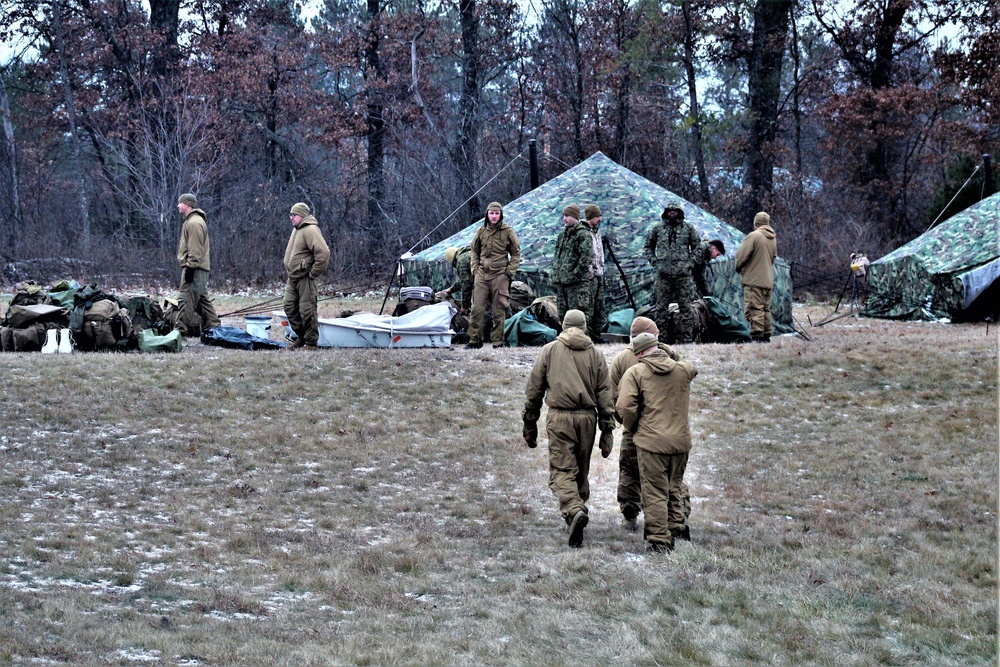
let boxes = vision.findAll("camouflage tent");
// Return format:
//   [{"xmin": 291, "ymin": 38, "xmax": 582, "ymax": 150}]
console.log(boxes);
[
  {"xmin": 862, "ymin": 193, "xmax": 1000, "ymax": 322},
  {"xmin": 401, "ymin": 152, "xmax": 794, "ymax": 334}
]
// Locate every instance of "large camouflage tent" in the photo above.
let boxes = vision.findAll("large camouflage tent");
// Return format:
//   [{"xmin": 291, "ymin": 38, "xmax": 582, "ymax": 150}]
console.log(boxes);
[
  {"xmin": 401, "ymin": 152, "xmax": 794, "ymax": 335},
  {"xmin": 862, "ymin": 192, "xmax": 1000, "ymax": 322}
]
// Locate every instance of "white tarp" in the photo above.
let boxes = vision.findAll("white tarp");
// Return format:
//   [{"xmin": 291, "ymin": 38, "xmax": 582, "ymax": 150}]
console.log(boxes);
[
  {"xmin": 959, "ymin": 257, "xmax": 1000, "ymax": 308},
  {"xmin": 333, "ymin": 301, "xmax": 455, "ymax": 333}
]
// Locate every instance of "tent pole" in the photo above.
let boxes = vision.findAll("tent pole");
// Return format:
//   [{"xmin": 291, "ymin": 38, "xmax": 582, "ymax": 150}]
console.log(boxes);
[
  {"xmin": 604, "ymin": 237, "xmax": 637, "ymax": 311},
  {"xmin": 379, "ymin": 259, "xmax": 402, "ymax": 315}
]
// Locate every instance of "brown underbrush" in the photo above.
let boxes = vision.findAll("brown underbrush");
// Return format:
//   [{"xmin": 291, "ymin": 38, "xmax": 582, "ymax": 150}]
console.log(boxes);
[{"xmin": 0, "ymin": 303, "xmax": 996, "ymax": 666}]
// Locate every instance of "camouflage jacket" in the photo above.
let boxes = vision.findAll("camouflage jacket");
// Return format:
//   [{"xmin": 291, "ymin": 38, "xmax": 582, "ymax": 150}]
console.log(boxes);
[
  {"xmin": 471, "ymin": 222, "xmax": 520, "ymax": 280},
  {"xmin": 522, "ymin": 326, "xmax": 614, "ymax": 424},
  {"xmin": 643, "ymin": 219, "xmax": 702, "ymax": 277},
  {"xmin": 447, "ymin": 246, "xmax": 474, "ymax": 310},
  {"xmin": 177, "ymin": 209, "xmax": 211, "ymax": 271},
  {"xmin": 552, "ymin": 222, "xmax": 593, "ymax": 286}
]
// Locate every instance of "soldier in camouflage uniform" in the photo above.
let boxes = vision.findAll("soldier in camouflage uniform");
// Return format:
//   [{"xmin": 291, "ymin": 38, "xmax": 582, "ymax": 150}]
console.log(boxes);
[
  {"xmin": 443, "ymin": 245, "xmax": 473, "ymax": 314},
  {"xmin": 643, "ymin": 202, "xmax": 702, "ymax": 344},
  {"xmin": 467, "ymin": 201, "xmax": 520, "ymax": 348},
  {"xmin": 584, "ymin": 204, "xmax": 608, "ymax": 343},
  {"xmin": 552, "ymin": 204, "xmax": 593, "ymax": 319},
  {"xmin": 694, "ymin": 239, "xmax": 725, "ymax": 297}
]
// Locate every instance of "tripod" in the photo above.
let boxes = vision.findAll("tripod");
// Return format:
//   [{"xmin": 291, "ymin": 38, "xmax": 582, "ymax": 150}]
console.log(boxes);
[{"xmin": 815, "ymin": 271, "xmax": 866, "ymax": 326}]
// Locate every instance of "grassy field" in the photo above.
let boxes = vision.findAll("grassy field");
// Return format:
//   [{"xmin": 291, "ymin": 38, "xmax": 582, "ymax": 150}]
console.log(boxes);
[{"xmin": 0, "ymin": 301, "xmax": 996, "ymax": 666}]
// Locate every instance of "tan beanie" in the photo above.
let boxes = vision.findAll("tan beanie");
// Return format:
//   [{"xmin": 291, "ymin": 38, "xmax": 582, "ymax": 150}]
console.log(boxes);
[
  {"xmin": 487, "ymin": 201, "xmax": 503, "ymax": 213},
  {"xmin": 629, "ymin": 316, "xmax": 659, "ymax": 337},
  {"xmin": 445, "ymin": 247, "xmax": 459, "ymax": 264},
  {"xmin": 585, "ymin": 204, "xmax": 602, "ymax": 221},
  {"xmin": 562, "ymin": 204, "xmax": 580, "ymax": 220},
  {"xmin": 631, "ymin": 332, "xmax": 659, "ymax": 355},
  {"xmin": 753, "ymin": 211, "xmax": 771, "ymax": 227},
  {"xmin": 562, "ymin": 309, "xmax": 587, "ymax": 331},
  {"xmin": 178, "ymin": 193, "xmax": 198, "ymax": 207},
  {"xmin": 290, "ymin": 202, "xmax": 311, "ymax": 217}
]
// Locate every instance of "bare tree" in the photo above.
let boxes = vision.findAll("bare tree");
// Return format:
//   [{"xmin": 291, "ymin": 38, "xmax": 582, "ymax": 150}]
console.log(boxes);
[{"xmin": 0, "ymin": 70, "xmax": 20, "ymax": 258}]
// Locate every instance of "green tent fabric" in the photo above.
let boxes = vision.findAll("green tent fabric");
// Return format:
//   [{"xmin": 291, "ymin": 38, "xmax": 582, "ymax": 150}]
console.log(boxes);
[
  {"xmin": 606, "ymin": 308, "xmax": 635, "ymax": 336},
  {"xmin": 503, "ymin": 309, "xmax": 557, "ymax": 347},
  {"xmin": 863, "ymin": 193, "xmax": 1000, "ymax": 321},
  {"xmin": 401, "ymin": 152, "xmax": 794, "ymax": 336},
  {"xmin": 704, "ymin": 297, "xmax": 752, "ymax": 343}
]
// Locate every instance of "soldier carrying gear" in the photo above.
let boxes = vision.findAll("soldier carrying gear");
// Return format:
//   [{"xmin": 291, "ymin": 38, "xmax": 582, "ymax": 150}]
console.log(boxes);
[{"xmin": 522, "ymin": 309, "xmax": 615, "ymax": 549}]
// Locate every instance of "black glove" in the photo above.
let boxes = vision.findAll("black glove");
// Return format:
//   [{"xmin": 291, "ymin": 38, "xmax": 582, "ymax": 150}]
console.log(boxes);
[
  {"xmin": 599, "ymin": 429, "xmax": 614, "ymax": 458},
  {"xmin": 522, "ymin": 421, "xmax": 538, "ymax": 449},
  {"xmin": 183, "ymin": 267, "xmax": 195, "ymax": 284}
]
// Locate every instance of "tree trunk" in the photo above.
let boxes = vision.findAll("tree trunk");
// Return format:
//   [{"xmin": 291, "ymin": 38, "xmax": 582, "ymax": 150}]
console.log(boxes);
[
  {"xmin": 0, "ymin": 73, "xmax": 21, "ymax": 258},
  {"xmin": 740, "ymin": 0, "xmax": 793, "ymax": 231},
  {"xmin": 457, "ymin": 0, "xmax": 482, "ymax": 222},
  {"xmin": 52, "ymin": 0, "xmax": 92, "ymax": 253},
  {"xmin": 682, "ymin": 0, "xmax": 711, "ymax": 207},
  {"xmin": 365, "ymin": 0, "xmax": 386, "ymax": 251}
]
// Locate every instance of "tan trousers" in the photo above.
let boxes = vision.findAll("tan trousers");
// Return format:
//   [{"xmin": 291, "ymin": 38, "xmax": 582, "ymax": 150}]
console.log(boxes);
[
  {"xmin": 176, "ymin": 268, "xmax": 221, "ymax": 335},
  {"xmin": 283, "ymin": 277, "xmax": 319, "ymax": 345},
  {"xmin": 637, "ymin": 449, "xmax": 689, "ymax": 549},
  {"xmin": 743, "ymin": 285, "xmax": 772, "ymax": 340},
  {"xmin": 545, "ymin": 409, "xmax": 597, "ymax": 521},
  {"xmin": 468, "ymin": 273, "xmax": 510, "ymax": 345}
]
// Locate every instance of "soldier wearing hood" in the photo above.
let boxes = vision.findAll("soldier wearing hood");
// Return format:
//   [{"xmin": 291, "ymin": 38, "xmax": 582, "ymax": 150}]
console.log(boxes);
[
  {"xmin": 175, "ymin": 193, "xmax": 221, "ymax": 336},
  {"xmin": 283, "ymin": 202, "xmax": 331, "ymax": 349},
  {"xmin": 609, "ymin": 316, "xmax": 690, "ymax": 533},
  {"xmin": 522, "ymin": 309, "xmax": 615, "ymax": 549},
  {"xmin": 616, "ymin": 332, "xmax": 698, "ymax": 554},
  {"xmin": 643, "ymin": 202, "xmax": 703, "ymax": 344},
  {"xmin": 735, "ymin": 212, "xmax": 778, "ymax": 342},
  {"xmin": 467, "ymin": 201, "xmax": 520, "ymax": 349}
]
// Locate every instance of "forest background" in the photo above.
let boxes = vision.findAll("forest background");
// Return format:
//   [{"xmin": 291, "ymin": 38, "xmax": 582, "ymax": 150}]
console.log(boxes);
[{"xmin": 0, "ymin": 0, "xmax": 996, "ymax": 292}]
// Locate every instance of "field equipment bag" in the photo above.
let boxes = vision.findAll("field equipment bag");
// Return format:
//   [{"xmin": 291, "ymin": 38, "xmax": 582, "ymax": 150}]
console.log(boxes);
[
  {"xmin": 76, "ymin": 299, "xmax": 134, "ymax": 351},
  {"xmin": 137, "ymin": 328, "xmax": 182, "ymax": 353},
  {"xmin": 127, "ymin": 295, "xmax": 169, "ymax": 334},
  {"xmin": 509, "ymin": 280, "xmax": 536, "ymax": 313}
]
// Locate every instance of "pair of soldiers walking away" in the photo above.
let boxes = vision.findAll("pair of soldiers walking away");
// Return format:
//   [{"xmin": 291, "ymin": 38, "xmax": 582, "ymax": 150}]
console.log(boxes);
[{"xmin": 523, "ymin": 310, "xmax": 697, "ymax": 553}]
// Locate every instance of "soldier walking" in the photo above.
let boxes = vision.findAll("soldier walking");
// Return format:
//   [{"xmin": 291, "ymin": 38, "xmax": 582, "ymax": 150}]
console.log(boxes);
[
  {"xmin": 610, "ymin": 316, "xmax": 690, "ymax": 533},
  {"xmin": 643, "ymin": 202, "xmax": 702, "ymax": 344},
  {"xmin": 175, "ymin": 193, "xmax": 221, "ymax": 336},
  {"xmin": 616, "ymin": 331, "xmax": 698, "ymax": 554},
  {"xmin": 522, "ymin": 309, "xmax": 615, "ymax": 548}
]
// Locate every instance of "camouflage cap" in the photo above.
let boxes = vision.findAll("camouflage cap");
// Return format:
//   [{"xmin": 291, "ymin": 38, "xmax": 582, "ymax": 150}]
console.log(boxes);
[
  {"xmin": 562, "ymin": 309, "xmax": 586, "ymax": 331},
  {"xmin": 662, "ymin": 202, "xmax": 684, "ymax": 221}
]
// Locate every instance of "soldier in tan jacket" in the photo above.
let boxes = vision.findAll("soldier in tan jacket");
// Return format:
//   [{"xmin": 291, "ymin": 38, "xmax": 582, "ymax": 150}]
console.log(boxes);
[
  {"xmin": 616, "ymin": 332, "xmax": 698, "ymax": 554},
  {"xmin": 283, "ymin": 202, "xmax": 331, "ymax": 349},
  {"xmin": 467, "ymin": 201, "xmax": 520, "ymax": 349},
  {"xmin": 175, "ymin": 193, "xmax": 221, "ymax": 336},
  {"xmin": 735, "ymin": 211, "xmax": 778, "ymax": 342},
  {"xmin": 609, "ymin": 316, "xmax": 689, "ymax": 533},
  {"xmin": 522, "ymin": 309, "xmax": 615, "ymax": 548}
]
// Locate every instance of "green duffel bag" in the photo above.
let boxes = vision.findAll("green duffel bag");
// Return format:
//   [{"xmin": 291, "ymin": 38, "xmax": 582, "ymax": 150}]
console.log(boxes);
[{"xmin": 137, "ymin": 328, "xmax": 183, "ymax": 353}]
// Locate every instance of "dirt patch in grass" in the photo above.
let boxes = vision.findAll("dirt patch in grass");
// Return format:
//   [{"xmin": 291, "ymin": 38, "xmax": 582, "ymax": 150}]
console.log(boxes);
[{"xmin": 0, "ymin": 305, "xmax": 996, "ymax": 666}]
